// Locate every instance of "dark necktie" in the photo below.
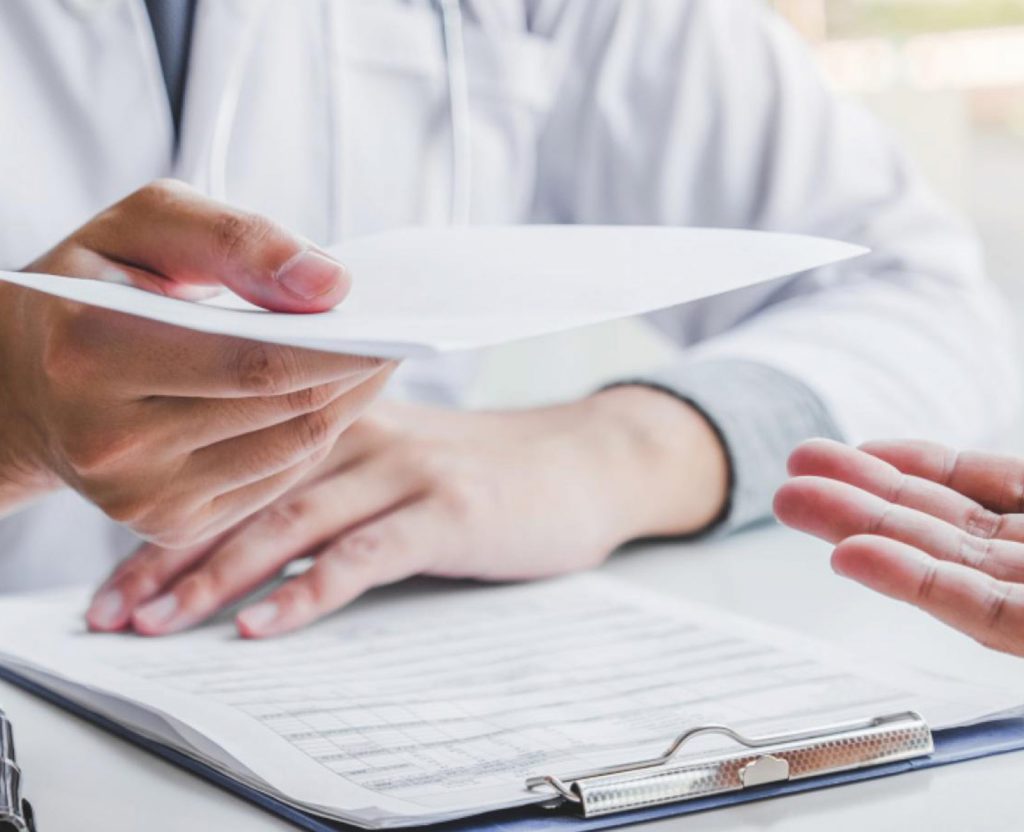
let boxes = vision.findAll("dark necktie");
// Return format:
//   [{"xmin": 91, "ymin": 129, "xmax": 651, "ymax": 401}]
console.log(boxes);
[{"xmin": 144, "ymin": 0, "xmax": 198, "ymax": 146}]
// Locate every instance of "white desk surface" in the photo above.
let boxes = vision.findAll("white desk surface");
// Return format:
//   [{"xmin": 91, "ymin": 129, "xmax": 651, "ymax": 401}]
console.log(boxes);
[{"xmin": 6, "ymin": 524, "xmax": 1024, "ymax": 831}]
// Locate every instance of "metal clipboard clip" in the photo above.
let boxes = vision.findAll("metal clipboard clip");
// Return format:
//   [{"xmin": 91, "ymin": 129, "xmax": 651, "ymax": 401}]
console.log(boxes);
[
  {"xmin": 0, "ymin": 709, "xmax": 35, "ymax": 832},
  {"xmin": 526, "ymin": 711, "xmax": 933, "ymax": 818}
]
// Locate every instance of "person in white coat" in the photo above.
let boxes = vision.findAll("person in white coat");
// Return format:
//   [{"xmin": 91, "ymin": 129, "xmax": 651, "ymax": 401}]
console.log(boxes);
[{"xmin": 0, "ymin": 0, "xmax": 1016, "ymax": 638}]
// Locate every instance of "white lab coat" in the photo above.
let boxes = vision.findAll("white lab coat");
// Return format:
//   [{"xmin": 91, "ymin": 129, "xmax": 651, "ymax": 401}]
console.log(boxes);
[{"xmin": 0, "ymin": 0, "xmax": 1017, "ymax": 589}]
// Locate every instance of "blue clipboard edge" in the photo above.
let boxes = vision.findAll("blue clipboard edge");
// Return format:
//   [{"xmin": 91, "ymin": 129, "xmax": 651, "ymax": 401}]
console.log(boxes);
[{"xmin": 3, "ymin": 663, "xmax": 1023, "ymax": 832}]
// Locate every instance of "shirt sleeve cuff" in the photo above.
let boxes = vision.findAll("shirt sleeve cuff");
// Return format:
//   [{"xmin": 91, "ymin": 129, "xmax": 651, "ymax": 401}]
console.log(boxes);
[{"xmin": 609, "ymin": 359, "xmax": 843, "ymax": 534}]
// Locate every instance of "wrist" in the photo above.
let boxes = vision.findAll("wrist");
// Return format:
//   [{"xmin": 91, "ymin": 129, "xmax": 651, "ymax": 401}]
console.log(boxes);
[{"xmin": 579, "ymin": 385, "xmax": 730, "ymax": 542}]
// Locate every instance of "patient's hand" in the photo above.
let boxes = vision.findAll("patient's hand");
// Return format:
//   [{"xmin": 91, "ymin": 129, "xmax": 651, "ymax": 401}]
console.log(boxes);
[
  {"xmin": 86, "ymin": 388, "xmax": 728, "ymax": 637},
  {"xmin": 775, "ymin": 438, "xmax": 1024, "ymax": 657}
]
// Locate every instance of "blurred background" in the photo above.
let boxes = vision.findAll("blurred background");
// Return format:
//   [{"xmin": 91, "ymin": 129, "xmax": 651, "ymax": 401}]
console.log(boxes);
[
  {"xmin": 777, "ymin": 0, "xmax": 1024, "ymax": 309},
  {"xmin": 470, "ymin": 0, "xmax": 1024, "ymax": 415}
]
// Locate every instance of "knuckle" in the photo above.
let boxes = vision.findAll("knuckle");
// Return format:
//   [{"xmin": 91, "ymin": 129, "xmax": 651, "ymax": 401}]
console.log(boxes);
[
  {"xmin": 258, "ymin": 498, "xmax": 311, "ymax": 535},
  {"xmin": 213, "ymin": 212, "xmax": 274, "ymax": 264},
  {"xmin": 278, "ymin": 581, "xmax": 316, "ymax": 612},
  {"xmin": 137, "ymin": 178, "xmax": 188, "ymax": 204},
  {"xmin": 886, "ymin": 474, "xmax": 908, "ymax": 507},
  {"xmin": 914, "ymin": 562, "xmax": 939, "ymax": 605},
  {"xmin": 983, "ymin": 587, "xmax": 1012, "ymax": 631},
  {"xmin": 395, "ymin": 440, "xmax": 445, "ymax": 483},
  {"xmin": 304, "ymin": 557, "xmax": 352, "ymax": 607},
  {"xmin": 115, "ymin": 569, "xmax": 164, "ymax": 603},
  {"xmin": 122, "ymin": 180, "xmax": 168, "ymax": 213},
  {"xmin": 964, "ymin": 505, "xmax": 1003, "ymax": 540},
  {"xmin": 956, "ymin": 533, "xmax": 993, "ymax": 571},
  {"xmin": 286, "ymin": 383, "xmax": 335, "ymax": 414},
  {"xmin": 348, "ymin": 354, "xmax": 389, "ymax": 375},
  {"xmin": 299, "ymin": 574, "xmax": 332, "ymax": 608},
  {"xmin": 120, "ymin": 179, "xmax": 192, "ymax": 219},
  {"xmin": 294, "ymin": 408, "xmax": 335, "ymax": 453},
  {"xmin": 336, "ymin": 531, "xmax": 382, "ymax": 562},
  {"xmin": 200, "ymin": 561, "xmax": 234, "ymax": 596},
  {"xmin": 438, "ymin": 477, "xmax": 478, "ymax": 521},
  {"xmin": 868, "ymin": 504, "xmax": 896, "ymax": 537},
  {"xmin": 174, "ymin": 574, "xmax": 216, "ymax": 611},
  {"xmin": 232, "ymin": 342, "xmax": 290, "ymax": 395}
]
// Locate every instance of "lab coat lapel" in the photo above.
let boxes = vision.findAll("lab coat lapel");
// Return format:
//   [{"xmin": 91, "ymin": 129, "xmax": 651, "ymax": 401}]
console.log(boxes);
[{"xmin": 175, "ymin": 0, "xmax": 270, "ymax": 191}]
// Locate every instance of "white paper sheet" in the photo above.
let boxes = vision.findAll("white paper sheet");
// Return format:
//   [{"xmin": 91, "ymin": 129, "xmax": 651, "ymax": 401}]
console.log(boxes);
[
  {"xmin": 0, "ymin": 226, "xmax": 865, "ymax": 358},
  {"xmin": 0, "ymin": 574, "xmax": 1015, "ymax": 828}
]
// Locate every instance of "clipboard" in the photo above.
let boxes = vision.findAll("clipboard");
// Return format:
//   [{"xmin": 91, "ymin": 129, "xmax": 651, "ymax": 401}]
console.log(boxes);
[
  {"xmin": 0, "ymin": 708, "xmax": 35, "ymax": 832},
  {"xmin": 3, "ymin": 664, "xmax": 1024, "ymax": 832},
  {"xmin": 525, "ymin": 711, "xmax": 934, "ymax": 817}
]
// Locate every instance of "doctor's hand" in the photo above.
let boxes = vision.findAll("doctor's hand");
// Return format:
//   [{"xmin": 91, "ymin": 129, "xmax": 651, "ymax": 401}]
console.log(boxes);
[
  {"xmin": 0, "ymin": 179, "xmax": 394, "ymax": 544},
  {"xmin": 86, "ymin": 387, "xmax": 728, "ymax": 637},
  {"xmin": 775, "ymin": 438, "xmax": 1024, "ymax": 657}
]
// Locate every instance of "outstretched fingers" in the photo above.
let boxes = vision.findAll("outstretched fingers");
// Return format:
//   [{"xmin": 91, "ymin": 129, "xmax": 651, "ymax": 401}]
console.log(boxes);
[
  {"xmin": 832, "ymin": 535, "xmax": 1024, "ymax": 656},
  {"xmin": 787, "ymin": 439, "xmax": 1024, "ymax": 543},
  {"xmin": 774, "ymin": 475, "xmax": 1024, "ymax": 583},
  {"xmin": 861, "ymin": 440, "xmax": 1024, "ymax": 517}
]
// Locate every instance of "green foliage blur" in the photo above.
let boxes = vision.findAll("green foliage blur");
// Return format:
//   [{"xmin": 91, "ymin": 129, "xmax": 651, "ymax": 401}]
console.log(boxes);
[{"xmin": 826, "ymin": 0, "xmax": 1024, "ymax": 37}]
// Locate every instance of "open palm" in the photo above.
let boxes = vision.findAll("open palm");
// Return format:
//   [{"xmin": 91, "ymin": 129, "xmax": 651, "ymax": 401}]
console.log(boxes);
[{"xmin": 775, "ymin": 438, "xmax": 1024, "ymax": 656}]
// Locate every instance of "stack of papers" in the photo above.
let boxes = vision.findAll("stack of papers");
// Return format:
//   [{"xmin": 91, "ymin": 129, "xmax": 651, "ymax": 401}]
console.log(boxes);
[
  {"xmin": 0, "ymin": 226, "xmax": 865, "ymax": 357},
  {"xmin": 0, "ymin": 575, "xmax": 1016, "ymax": 828},
  {"xmin": 7, "ymin": 226, "xmax": 1006, "ymax": 828}
]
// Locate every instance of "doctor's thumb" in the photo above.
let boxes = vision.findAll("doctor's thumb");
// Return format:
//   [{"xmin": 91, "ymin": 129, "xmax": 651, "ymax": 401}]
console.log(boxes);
[
  {"xmin": 181, "ymin": 235, "xmax": 351, "ymax": 313},
  {"xmin": 198, "ymin": 215, "xmax": 352, "ymax": 314},
  {"xmin": 241, "ymin": 243, "xmax": 353, "ymax": 314},
  {"xmin": 146, "ymin": 181, "xmax": 353, "ymax": 313},
  {"xmin": 87, "ymin": 180, "xmax": 353, "ymax": 314}
]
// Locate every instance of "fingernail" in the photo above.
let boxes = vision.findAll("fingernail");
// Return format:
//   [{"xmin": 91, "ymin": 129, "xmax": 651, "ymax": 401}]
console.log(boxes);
[
  {"xmin": 134, "ymin": 594, "xmax": 180, "ymax": 632},
  {"xmin": 276, "ymin": 250, "xmax": 344, "ymax": 301},
  {"xmin": 237, "ymin": 602, "xmax": 279, "ymax": 636},
  {"xmin": 88, "ymin": 589, "xmax": 124, "ymax": 629}
]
